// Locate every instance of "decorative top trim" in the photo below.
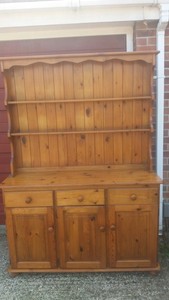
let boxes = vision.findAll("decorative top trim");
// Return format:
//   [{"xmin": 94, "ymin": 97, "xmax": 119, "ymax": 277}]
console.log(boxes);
[{"xmin": 0, "ymin": 51, "xmax": 159, "ymax": 71}]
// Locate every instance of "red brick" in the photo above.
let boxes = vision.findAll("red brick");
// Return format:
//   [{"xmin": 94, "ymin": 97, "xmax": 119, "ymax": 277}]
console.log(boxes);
[
  {"xmin": 135, "ymin": 21, "xmax": 157, "ymax": 30},
  {"xmin": 0, "ymin": 202, "xmax": 4, "ymax": 212},
  {"xmin": 0, "ymin": 153, "xmax": 10, "ymax": 164},
  {"xmin": 0, "ymin": 122, "xmax": 8, "ymax": 132},
  {"xmin": 0, "ymin": 111, "xmax": 7, "ymax": 122},
  {"xmin": 165, "ymin": 78, "xmax": 169, "ymax": 85},
  {"xmin": 0, "ymin": 213, "xmax": 5, "ymax": 225},
  {"xmin": 147, "ymin": 37, "xmax": 156, "ymax": 45},
  {"xmin": 164, "ymin": 137, "xmax": 169, "ymax": 143},
  {"xmin": 165, "ymin": 100, "xmax": 169, "ymax": 107},
  {"xmin": 0, "ymin": 88, "xmax": 5, "ymax": 104},
  {"xmin": 0, "ymin": 73, "xmax": 4, "ymax": 89},
  {"xmin": 0, "ymin": 143, "xmax": 10, "ymax": 153},
  {"xmin": 136, "ymin": 37, "xmax": 147, "ymax": 46},
  {"xmin": 164, "ymin": 108, "xmax": 169, "ymax": 115},
  {"xmin": 164, "ymin": 93, "xmax": 169, "ymax": 100},
  {"xmin": 0, "ymin": 133, "xmax": 8, "ymax": 144},
  {"xmin": 165, "ymin": 123, "xmax": 169, "ymax": 130},
  {"xmin": 164, "ymin": 192, "xmax": 169, "ymax": 199},
  {"xmin": 165, "ymin": 46, "xmax": 169, "ymax": 52},
  {"xmin": 165, "ymin": 37, "xmax": 169, "ymax": 45},
  {"xmin": 0, "ymin": 164, "xmax": 10, "ymax": 173},
  {"xmin": 135, "ymin": 45, "xmax": 156, "ymax": 51},
  {"xmin": 0, "ymin": 173, "xmax": 9, "ymax": 182},
  {"xmin": 165, "ymin": 85, "xmax": 169, "ymax": 92},
  {"xmin": 165, "ymin": 53, "xmax": 169, "ymax": 60},
  {"xmin": 165, "ymin": 68, "xmax": 169, "ymax": 76},
  {"xmin": 136, "ymin": 29, "xmax": 156, "ymax": 38},
  {"xmin": 164, "ymin": 129, "xmax": 169, "ymax": 137}
]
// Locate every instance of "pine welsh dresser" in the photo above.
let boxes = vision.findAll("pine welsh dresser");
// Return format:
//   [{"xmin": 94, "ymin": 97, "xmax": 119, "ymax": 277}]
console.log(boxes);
[{"xmin": 0, "ymin": 51, "xmax": 162, "ymax": 274}]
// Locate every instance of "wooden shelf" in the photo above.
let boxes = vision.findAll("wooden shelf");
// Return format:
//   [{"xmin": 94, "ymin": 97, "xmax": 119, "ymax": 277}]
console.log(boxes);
[
  {"xmin": 9, "ymin": 128, "xmax": 153, "ymax": 137},
  {"xmin": 7, "ymin": 96, "xmax": 153, "ymax": 105}
]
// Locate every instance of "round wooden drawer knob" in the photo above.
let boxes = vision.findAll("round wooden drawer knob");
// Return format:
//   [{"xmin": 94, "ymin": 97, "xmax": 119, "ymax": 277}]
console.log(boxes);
[
  {"xmin": 48, "ymin": 227, "xmax": 54, "ymax": 232},
  {"xmin": 25, "ymin": 197, "xmax": 32, "ymax": 204},
  {"xmin": 99, "ymin": 226, "xmax": 105, "ymax": 232},
  {"xmin": 130, "ymin": 194, "xmax": 137, "ymax": 201},
  {"xmin": 78, "ymin": 195, "xmax": 84, "ymax": 202},
  {"xmin": 110, "ymin": 224, "xmax": 116, "ymax": 230}
]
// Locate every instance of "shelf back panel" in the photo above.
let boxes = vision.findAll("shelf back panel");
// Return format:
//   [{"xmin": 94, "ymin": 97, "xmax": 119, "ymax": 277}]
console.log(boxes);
[{"xmin": 2, "ymin": 54, "xmax": 155, "ymax": 172}]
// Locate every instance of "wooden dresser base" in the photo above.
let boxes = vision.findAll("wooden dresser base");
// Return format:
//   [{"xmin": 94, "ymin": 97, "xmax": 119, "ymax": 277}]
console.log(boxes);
[{"xmin": 1, "ymin": 169, "xmax": 161, "ymax": 274}]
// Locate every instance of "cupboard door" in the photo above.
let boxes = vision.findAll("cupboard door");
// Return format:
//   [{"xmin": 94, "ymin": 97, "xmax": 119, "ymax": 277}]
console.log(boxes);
[
  {"xmin": 57, "ymin": 206, "xmax": 106, "ymax": 269},
  {"xmin": 107, "ymin": 204, "xmax": 158, "ymax": 269},
  {"xmin": 6, "ymin": 207, "xmax": 56, "ymax": 269}
]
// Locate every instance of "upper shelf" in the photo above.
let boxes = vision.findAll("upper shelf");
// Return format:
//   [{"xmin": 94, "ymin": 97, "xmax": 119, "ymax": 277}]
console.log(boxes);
[
  {"xmin": 6, "ymin": 96, "xmax": 153, "ymax": 105},
  {"xmin": 1, "ymin": 51, "xmax": 157, "ymax": 173},
  {"xmin": 0, "ymin": 51, "xmax": 159, "ymax": 71}
]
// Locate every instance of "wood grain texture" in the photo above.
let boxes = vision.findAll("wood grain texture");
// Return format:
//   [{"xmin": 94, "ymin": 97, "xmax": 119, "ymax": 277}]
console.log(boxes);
[
  {"xmin": 1, "ymin": 51, "xmax": 161, "ymax": 273},
  {"xmin": 5, "ymin": 206, "xmax": 56, "ymax": 269},
  {"xmin": 3, "ymin": 55, "xmax": 154, "ymax": 171},
  {"xmin": 57, "ymin": 206, "xmax": 106, "ymax": 269}
]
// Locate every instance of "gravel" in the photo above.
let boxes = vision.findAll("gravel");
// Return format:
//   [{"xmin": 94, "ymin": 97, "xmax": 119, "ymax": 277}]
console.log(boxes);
[{"xmin": 1, "ymin": 225, "xmax": 169, "ymax": 300}]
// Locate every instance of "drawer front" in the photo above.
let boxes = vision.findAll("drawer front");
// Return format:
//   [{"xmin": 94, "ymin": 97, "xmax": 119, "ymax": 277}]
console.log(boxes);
[
  {"xmin": 5, "ymin": 191, "xmax": 53, "ymax": 207},
  {"xmin": 108, "ymin": 188, "xmax": 159, "ymax": 205},
  {"xmin": 56, "ymin": 189, "xmax": 104, "ymax": 206}
]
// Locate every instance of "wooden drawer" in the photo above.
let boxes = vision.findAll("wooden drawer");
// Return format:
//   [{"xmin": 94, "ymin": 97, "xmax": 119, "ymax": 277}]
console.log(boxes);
[
  {"xmin": 108, "ymin": 188, "xmax": 159, "ymax": 205},
  {"xmin": 4, "ymin": 191, "xmax": 53, "ymax": 207},
  {"xmin": 56, "ymin": 189, "xmax": 104, "ymax": 206}
]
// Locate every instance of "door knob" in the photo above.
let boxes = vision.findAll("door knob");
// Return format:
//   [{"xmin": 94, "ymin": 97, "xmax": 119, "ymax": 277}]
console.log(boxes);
[
  {"xmin": 110, "ymin": 224, "xmax": 116, "ymax": 230},
  {"xmin": 99, "ymin": 226, "xmax": 105, "ymax": 232},
  {"xmin": 48, "ymin": 226, "xmax": 54, "ymax": 232},
  {"xmin": 25, "ymin": 197, "xmax": 32, "ymax": 204},
  {"xmin": 130, "ymin": 194, "xmax": 137, "ymax": 201},
  {"xmin": 77, "ymin": 195, "xmax": 84, "ymax": 202}
]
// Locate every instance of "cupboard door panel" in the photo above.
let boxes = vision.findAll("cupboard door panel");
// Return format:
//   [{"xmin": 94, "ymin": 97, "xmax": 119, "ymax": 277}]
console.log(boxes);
[
  {"xmin": 107, "ymin": 204, "xmax": 158, "ymax": 268},
  {"xmin": 6, "ymin": 207, "xmax": 56, "ymax": 269},
  {"xmin": 57, "ymin": 206, "xmax": 106, "ymax": 269}
]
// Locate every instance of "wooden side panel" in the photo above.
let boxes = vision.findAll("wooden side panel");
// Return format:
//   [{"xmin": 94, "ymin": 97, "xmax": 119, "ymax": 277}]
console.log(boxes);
[
  {"xmin": 143, "ymin": 64, "xmax": 152, "ymax": 169},
  {"xmin": 6, "ymin": 70, "xmax": 23, "ymax": 169}
]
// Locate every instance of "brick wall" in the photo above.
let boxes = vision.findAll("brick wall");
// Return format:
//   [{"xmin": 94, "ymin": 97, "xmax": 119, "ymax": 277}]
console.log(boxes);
[{"xmin": 134, "ymin": 20, "xmax": 169, "ymax": 203}]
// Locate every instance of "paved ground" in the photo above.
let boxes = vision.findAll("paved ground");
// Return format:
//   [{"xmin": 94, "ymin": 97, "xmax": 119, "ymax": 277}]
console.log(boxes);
[{"xmin": 1, "ymin": 226, "xmax": 169, "ymax": 300}]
